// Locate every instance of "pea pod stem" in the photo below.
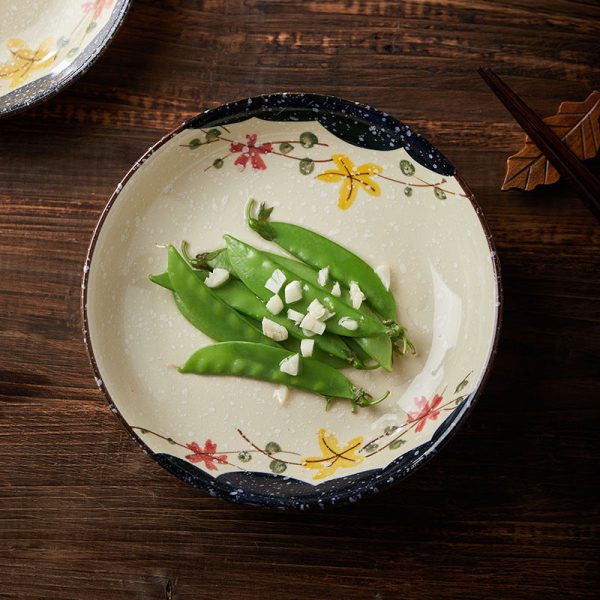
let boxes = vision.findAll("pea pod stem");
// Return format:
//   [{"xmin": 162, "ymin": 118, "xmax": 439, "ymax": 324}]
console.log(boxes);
[
  {"xmin": 246, "ymin": 199, "xmax": 398, "ymax": 321},
  {"xmin": 179, "ymin": 341, "xmax": 389, "ymax": 412}
]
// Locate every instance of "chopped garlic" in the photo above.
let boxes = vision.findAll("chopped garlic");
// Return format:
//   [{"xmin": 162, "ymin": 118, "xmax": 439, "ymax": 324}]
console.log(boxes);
[
  {"xmin": 317, "ymin": 266, "xmax": 330, "ymax": 286},
  {"xmin": 312, "ymin": 321, "xmax": 326, "ymax": 335},
  {"xmin": 262, "ymin": 317, "xmax": 288, "ymax": 341},
  {"xmin": 375, "ymin": 265, "xmax": 391, "ymax": 291},
  {"xmin": 322, "ymin": 309, "xmax": 335, "ymax": 321},
  {"xmin": 266, "ymin": 295, "xmax": 284, "ymax": 315},
  {"xmin": 284, "ymin": 280, "xmax": 303, "ymax": 303},
  {"xmin": 331, "ymin": 282, "xmax": 341, "ymax": 297},
  {"xmin": 300, "ymin": 314, "xmax": 326, "ymax": 335},
  {"xmin": 287, "ymin": 309, "xmax": 304, "ymax": 325},
  {"xmin": 302, "ymin": 328, "xmax": 315, "ymax": 337},
  {"xmin": 279, "ymin": 353, "xmax": 300, "ymax": 376},
  {"xmin": 273, "ymin": 385, "xmax": 289, "ymax": 405},
  {"xmin": 265, "ymin": 269, "xmax": 286, "ymax": 293},
  {"xmin": 204, "ymin": 268, "xmax": 229, "ymax": 288},
  {"xmin": 339, "ymin": 317, "xmax": 358, "ymax": 331},
  {"xmin": 307, "ymin": 298, "xmax": 327, "ymax": 320},
  {"xmin": 300, "ymin": 339, "xmax": 314, "ymax": 358},
  {"xmin": 349, "ymin": 281, "xmax": 365, "ymax": 309}
]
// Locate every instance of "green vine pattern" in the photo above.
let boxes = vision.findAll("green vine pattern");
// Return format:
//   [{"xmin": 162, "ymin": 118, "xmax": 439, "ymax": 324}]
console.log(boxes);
[
  {"xmin": 133, "ymin": 372, "xmax": 473, "ymax": 480},
  {"xmin": 182, "ymin": 126, "xmax": 467, "ymax": 207}
]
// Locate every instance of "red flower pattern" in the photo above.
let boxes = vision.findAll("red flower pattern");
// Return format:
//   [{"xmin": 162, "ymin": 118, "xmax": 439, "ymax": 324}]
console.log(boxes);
[
  {"xmin": 82, "ymin": 0, "xmax": 113, "ymax": 19},
  {"xmin": 407, "ymin": 394, "xmax": 443, "ymax": 433},
  {"xmin": 230, "ymin": 134, "xmax": 272, "ymax": 170},
  {"xmin": 185, "ymin": 439, "xmax": 228, "ymax": 471}
]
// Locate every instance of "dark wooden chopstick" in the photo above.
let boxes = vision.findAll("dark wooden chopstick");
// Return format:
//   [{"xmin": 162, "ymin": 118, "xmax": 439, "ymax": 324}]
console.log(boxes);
[{"xmin": 478, "ymin": 68, "xmax": 600, "ymax": 222}]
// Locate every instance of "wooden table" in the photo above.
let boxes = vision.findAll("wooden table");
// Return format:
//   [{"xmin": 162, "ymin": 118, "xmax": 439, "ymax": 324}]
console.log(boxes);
[{"xmin": 1, "ymin": 1, "xmax": 598, "ymax": 598}]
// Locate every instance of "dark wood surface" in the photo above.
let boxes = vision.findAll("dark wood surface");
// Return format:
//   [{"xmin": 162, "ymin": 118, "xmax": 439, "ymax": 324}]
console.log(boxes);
[{"xmin": 1, "ymin": 1, "xmax": 599, "ymax": 598}]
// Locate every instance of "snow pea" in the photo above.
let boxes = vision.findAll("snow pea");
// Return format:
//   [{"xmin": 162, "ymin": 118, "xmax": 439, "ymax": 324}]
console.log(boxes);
[
  {"xmin": 224, "ymin": 235, "xmax": 388, "ymax": 338},
  {"xmin": 200, "ymin": 246, "xmax": 394, "ymax": 370},
  {"xmin": 246, "ymin": 200, "xmax": 397, "ymax": 320},
  {"xmin": 150, "ymin": 270, "xmax": 358, "ymax": 366},
  {"xmin": 166, "ymin": 245, "xmax": 275, "ymax": 346},
  {"xmin": 266, "ymin": 252, "xmax": 414, "ymax": 359},
  {"xmin": 215, "ymin": 279, "xmax": 360, "ymax": 365},
  {"xmin": 180, "ymin": 341, "xmax": 389, "ymax": 412},
  {"xmin": 265, "ymin": 252, "xmax": 394, "ymax": 371}
]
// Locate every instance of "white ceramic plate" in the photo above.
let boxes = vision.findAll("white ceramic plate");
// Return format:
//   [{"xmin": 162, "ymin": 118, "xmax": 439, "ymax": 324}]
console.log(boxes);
[
  {"xmin": 0, "ymin": 0, "xmax": 129, "ymax": 116},
  {"xmin": 83, "ymin": 94, "xmax": 501, "ymax": 508}
]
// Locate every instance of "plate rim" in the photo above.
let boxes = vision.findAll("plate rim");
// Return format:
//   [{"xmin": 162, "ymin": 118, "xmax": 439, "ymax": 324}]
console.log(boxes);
[
  {"xmin": 81, "ymin": 92, "xmax": 503, "ymax": 509},
  {"xmin": 0, "ymin": 0, "xmax": 131, "ymax": 118}
]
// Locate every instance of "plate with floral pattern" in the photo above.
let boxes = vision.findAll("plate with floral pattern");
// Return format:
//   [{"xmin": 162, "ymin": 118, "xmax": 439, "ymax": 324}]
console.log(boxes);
[
  {"xmin": 83, "ymin": 94, "xmax": 501, "ymax": 509},
  {"xmin": 0, "ymin": 0, "xmax": 130, "ymax": 116}
]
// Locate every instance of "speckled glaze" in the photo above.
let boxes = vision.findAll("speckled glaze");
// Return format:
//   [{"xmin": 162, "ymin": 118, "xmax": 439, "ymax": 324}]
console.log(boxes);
[
  {"xmin": 0, "ymin": 0, "xmax": 129, "ymax": 117},
  {"xmin": 83, "ymin": 94, "xmax": 502, "ymax": 509}
]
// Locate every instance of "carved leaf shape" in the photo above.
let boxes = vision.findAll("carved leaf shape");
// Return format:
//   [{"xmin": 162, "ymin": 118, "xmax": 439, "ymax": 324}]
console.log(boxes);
[{"xmin": 502, "ymin": 91, "xmax": 600, "ymax": 191}]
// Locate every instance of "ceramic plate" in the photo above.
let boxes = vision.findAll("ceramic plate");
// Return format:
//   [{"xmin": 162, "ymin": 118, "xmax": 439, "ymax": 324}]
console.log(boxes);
[
  {"xmin": 0, "ymin": 0, "xmax": 130, "ymax": 116},
  {"xmin": 83, "ymin": 94, "xmax": 501, "ymax": 509}
]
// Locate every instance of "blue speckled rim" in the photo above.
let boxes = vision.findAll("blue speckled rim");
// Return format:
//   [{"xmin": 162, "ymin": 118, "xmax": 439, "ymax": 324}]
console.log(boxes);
[
  {"xmin": 0, "ymin": 0, "xmax": 130, "ymax": 118},
  {"xmin": 82, "ymin": 93, "xmax": 502, "ymax": 510}
]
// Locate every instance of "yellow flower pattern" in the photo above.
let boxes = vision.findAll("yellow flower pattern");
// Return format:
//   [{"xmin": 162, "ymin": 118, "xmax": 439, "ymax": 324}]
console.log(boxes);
[
  {"xmin": 316, "ymin": 153, "xmax": 383, "ymax": 210},
  {"xmin": 0, "ymin": 38, "xmax": 57, "ymax": 89},
  {"xmin": 0, "ymin": 1, "xmax": 116, "ymax": 95},
  {"xmin": 302, "ymin": 428, "xmax": 365, "ymax": 480}
]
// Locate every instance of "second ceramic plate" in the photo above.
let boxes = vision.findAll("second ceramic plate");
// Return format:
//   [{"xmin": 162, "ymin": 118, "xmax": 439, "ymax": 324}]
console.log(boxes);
[
  {"xmin": 0, "ymin": 0, "xmax": 130, "ymax": 116},
  {"xmin": 83, "ymin": 94, "xmax": 501, "ymax": 508}
]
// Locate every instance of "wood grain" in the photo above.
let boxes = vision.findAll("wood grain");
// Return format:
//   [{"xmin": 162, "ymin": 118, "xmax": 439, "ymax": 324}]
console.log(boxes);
[{"xmin": 1, "ymin": 1, "xmax": 599, "ymax": 598}]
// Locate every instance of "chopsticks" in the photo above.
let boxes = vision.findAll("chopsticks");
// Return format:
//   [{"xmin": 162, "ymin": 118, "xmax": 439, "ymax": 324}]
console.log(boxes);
[{"xmin": 478, "ymin": 68, "xmax": 600, "ymax": 222}]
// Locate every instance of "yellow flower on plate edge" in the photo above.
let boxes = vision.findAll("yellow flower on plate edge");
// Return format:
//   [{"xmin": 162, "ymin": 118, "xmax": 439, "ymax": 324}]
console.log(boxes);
[
  {"xmin": 0, "ymin": 38, "xmax": 57, "ymax": 89},
  {"xmin": 302, "ymin": 428, "xmax": 365, "ymax": 480},
  {"xmin": 316, "ymin": 153, "xmax": 383, "ymax": 210}
]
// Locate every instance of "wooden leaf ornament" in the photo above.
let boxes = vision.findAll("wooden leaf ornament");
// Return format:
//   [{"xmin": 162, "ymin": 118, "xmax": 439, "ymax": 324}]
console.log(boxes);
[{"xmin": 502, "ymin": 90, "xmax": 600, "ymax": 191}]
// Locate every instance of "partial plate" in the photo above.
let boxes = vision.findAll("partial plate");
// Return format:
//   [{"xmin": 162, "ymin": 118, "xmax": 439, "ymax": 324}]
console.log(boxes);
[
  {"xmin": 83, "ymin": 94, "xmax": 501, "ymax": 509},
  {"xmin": 0, "ymin": 0, "xmax": 130, "ymax": 117}
]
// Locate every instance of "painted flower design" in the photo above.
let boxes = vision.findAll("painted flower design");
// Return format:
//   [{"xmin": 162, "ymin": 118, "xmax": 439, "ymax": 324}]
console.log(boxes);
[
  {"xmin": 185, "ymin": 439, "xmax": 228, "ymax": 471},
  {"xmin": 316, "ymin": 154, "xmax": 383, "ymax": 210},
  {"xmin": 0, "ymin": 38, "xmax": 57, "ymax": 89},
  {"xmin": 302, "ymin": 428, "xmax": 364, "ymax": 480},
  {"xmin": 230, "ymin": 134, "xmax": 273, "ymax": 170},
  {"xmin": 407, "ymin": 394, "xmax": 443, "ymax": 433},
  {"xmin": 83, "ymin": 0, "xmax": 114, "ymax": 19}
]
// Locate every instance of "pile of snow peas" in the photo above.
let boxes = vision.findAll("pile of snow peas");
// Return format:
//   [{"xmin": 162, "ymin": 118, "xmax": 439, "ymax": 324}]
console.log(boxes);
[{"xmin": 149, "ymin": 200, "xmax": 414, "ymax": 412}]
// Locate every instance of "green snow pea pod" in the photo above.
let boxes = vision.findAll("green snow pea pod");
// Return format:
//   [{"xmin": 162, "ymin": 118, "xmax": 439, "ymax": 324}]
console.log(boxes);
[
  {"xmin": 213, "ymin": 279, "xmax": 359, "ymax": 365},
  {"xmin": 149, "ymin": 271, "xmax": 227, "ymax": 337},
  {"xmin": 246, "ymin": 199, "xmax": 397, "ymax": 321},
  {"xmin": 213, "ymin": 308, "xmax": 346, "ymax": 370},
  {"xmin": 266, "ymin": 252, "xmax": 414, "ymax": 360},
  {"xmin": 150, "ymin": 270, "xmax": 358, "ymax": 366},
  {"xmin": 201, "ymin": 248, "xmax": 407, "ymax": 368},
  {"xmin": 167, "ymin": 245, "xmax": 276, "ymax": 346},
  {"xmin": 224, "ymin": 235, "xmax": 388, "ymax": 338},
  {"xmin": 203, "ymin": 245, "xmax": 396, "ymax": 369},
  {"xmin": 225, "ymin": 315, "xmax": 347, "ymax": 370},
  {"xmin": 264, "ymin": 252, "xmax": 394, "ymax": 371},
  {"xmin": 179, "ymin": 341, "xmax": 389, "ymax": 412}
]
